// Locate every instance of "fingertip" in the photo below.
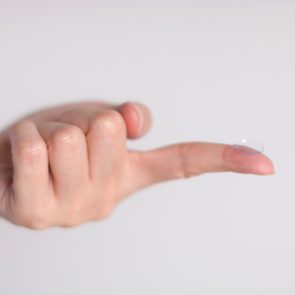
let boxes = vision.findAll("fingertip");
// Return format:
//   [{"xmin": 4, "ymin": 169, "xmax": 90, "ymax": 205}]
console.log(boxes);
[
  {"xmin": 253, "ymin": 157, "xmax": 276, "ymax": 175},
  {"xmin": 224, "ymin": 145, "xmax": 275, "ymax": 176}
]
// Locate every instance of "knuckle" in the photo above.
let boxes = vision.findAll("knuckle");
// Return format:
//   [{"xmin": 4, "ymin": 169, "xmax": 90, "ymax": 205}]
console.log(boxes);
[
  {"xmin": 177, "ymin": 143, "xmax": 201, "ymax": 179},
  {"xmin": 52, "ymin": 125, "xmax": 83, "ymax": 152},
  {"xmin": 18, "ymin": 139, "xmax": 46, "ymax": 161},
  {"xmin": 11, "ymin": 119, "xmax": 33, "ymax": 131},
  {"xmin": 91, "ymin": 110, "xmax": 125, "ymax": 136}
]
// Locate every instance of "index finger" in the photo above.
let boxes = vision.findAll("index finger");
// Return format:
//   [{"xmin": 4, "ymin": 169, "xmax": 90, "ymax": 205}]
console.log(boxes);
[{"xmin": 126, "ymin": 142, "xmax": 275, "ymax": 191}]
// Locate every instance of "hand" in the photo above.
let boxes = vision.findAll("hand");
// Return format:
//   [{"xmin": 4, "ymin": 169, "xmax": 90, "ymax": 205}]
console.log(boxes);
[{"xmin": 0, "ymin": 101, "xmax": 275, "ymax": 229}]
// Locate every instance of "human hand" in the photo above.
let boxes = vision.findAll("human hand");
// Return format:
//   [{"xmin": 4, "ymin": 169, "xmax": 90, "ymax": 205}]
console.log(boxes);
[{"xmin": 0, "ymin": 101, "xmax": 274, "ymax": 229}]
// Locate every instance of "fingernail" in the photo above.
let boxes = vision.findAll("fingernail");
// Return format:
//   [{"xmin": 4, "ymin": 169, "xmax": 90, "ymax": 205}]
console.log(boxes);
[{"xmin": 233, "ymin": 139, "xmax": 264, "ymax": 155}]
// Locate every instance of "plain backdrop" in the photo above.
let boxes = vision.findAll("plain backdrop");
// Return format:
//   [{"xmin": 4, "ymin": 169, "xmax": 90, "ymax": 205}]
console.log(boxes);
[{"xmin": 0, "ymin": 1, "xmax": 294, "ymax": 294}]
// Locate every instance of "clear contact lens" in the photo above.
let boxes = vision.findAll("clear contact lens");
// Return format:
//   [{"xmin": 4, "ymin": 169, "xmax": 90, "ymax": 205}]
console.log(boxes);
[{"xmin": 233, "ymin": 139, "xmax": 264, "ymax": 155}]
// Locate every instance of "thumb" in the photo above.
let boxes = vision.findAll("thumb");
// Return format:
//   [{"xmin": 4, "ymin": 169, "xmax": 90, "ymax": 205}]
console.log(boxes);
[
  {"xmin": 117, "ymin": 102, "xmax": 152, "ymax": 139},
  {"xmin": 127, "ymin": 141, "xmax": 275, "ymax": 191}
]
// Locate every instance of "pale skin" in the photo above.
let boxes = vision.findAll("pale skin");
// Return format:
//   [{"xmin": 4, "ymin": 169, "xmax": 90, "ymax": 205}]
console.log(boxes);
[{"xmin": 0, "ymin": 101, "xmax": 275, "ymax": 230}]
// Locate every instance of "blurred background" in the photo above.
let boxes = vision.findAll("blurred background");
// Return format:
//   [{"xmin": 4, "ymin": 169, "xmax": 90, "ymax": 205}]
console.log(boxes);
[{"xmin": 0, "ymin": 1, "xmax": 294, "ymax": 294}]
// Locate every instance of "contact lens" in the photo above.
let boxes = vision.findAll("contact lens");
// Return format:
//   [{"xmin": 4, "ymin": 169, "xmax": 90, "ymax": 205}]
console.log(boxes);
[{"xmin": 233, "ymin": 139, "xmax": 264, "ymax": 155}]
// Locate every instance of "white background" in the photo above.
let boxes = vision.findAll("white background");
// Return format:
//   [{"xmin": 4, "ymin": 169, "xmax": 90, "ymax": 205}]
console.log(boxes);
[{"xmin": 0, "ymin": 1, "xmax": 294, "ymax": 294}]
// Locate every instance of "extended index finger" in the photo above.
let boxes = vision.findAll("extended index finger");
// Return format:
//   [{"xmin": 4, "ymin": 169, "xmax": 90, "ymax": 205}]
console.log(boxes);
[{"xmin": 125, "ymin": 142, "xmax": 275, "ymax": 192}]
